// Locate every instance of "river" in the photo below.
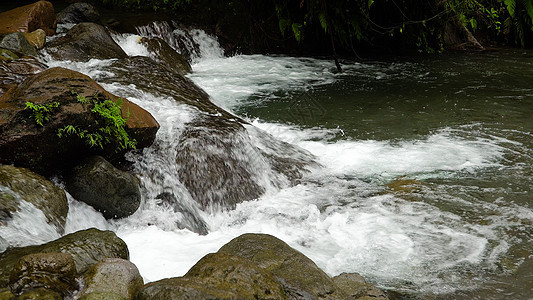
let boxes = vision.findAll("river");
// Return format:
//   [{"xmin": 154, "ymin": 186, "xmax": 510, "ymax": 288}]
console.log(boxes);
[{"xmin": 19, "ymin": 26, "xmax": 533, "ymax": 298}]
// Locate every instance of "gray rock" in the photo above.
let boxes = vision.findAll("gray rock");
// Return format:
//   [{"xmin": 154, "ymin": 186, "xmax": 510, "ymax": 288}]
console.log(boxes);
[
  {"xmin": 0, "ymin": 228, "xmax": 129, "ymax": 287},
  {"xmin": 0, "ymin": 33, "xmax": 37, "ymax": 57},
  {"xmin": 67, "ymin": 156, "xmax": 141, "ymax": 219},
  {"xmin": 9, "ymin": 252, "xmax": 77, "ymax": 297},
  {"xmin": 57, "ymin": 3, "xmax": 100, "ymax": 24},
  {"xmin": 46, "ymin": 22, "xmax": 127, "ymax": 61},
  {"xmin": 79, "ymin": 258, "xmax": 143, "ymax": 299}
]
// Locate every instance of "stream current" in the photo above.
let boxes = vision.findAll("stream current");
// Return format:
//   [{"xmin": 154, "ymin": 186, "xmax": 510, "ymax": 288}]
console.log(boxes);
[{"xmin": 5, "ymin": 26, "xmax": 532, "ymax": 298}]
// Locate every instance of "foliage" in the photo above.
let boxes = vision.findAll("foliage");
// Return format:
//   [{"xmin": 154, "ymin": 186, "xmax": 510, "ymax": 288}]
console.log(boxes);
[
  {"xmin": 24, "ymin": 101, "xmax": 60, "ymax": 126},
  {"xmin": 95, "ymin": 0, "xmax": 533, "ymax": 51},
  {"xmin": 57, "ymin": 92, "xmax": 136, "ymax": 151}
]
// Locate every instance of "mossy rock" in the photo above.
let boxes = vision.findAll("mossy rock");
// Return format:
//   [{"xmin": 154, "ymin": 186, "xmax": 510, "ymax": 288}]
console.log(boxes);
[
  {"xmin": 9, "ymin": 252, "xmax": 77, "ymax": 297},
  {"xmin": 0, "ymin": 288, "xmax": 14, "ymax": 300},
  {"xmin": 0, "ymin": 228, "xmax": 128, "ymax": 288},
  {"xmin": 0, "ymin": 165, "xmax": 68, "ymax": 234},
  {"xmin": 15, "ymin": 287, "xmax": 61, "ymax": 300},
  {"xmin": 78, "ymin": 292, "xmax": 127, "ymax": 300},
  {"xmin": 218, "ymin": 233, "xmax": 336, "ymax": 299}
]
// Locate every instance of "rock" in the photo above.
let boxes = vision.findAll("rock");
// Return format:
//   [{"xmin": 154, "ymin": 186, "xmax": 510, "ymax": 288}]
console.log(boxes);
[
  {"xmin": 137, "ymin": 253, "xmax": 285, "ymax": 300},
  {"xmin": 13, "ymin": 287, "xmax": 60, "ymax": 299},
  {"xmin": 99, "ymin": 56, "xmax": 316, "ymax": 211},
  {"xmin": 137, "ymin": 277, "xmax": 242, "ymax": 300},
  {"xmin": 46, "ymin": 22, "xmax": 127, "ymax": 61},
  {"xmin": 0, "ymin": 165, "xmax": 68, "ymax": 234},
  {"xmin": 0, "ymin": 33, "xmax": 37, "ymax": 57},
  {"xmin": 8, "ymin": 252, "xmax": 77, "ymax": 297},
  {"xmin": 0, "ymin": 49, "xmax": 19, "ymax": 61},
  {"xmin": 155, "ymin": 192, "xmax": 209, "ymax": 235},
  {"xmin": 0, "ymin": 288, "xmax": 14, "ymax": 299},
  {"xmin": 0, "ymin": 58, "xmax": 47, "ymax": 96},
  {"xmin": 139, "ymin": 37, "xmax": 191, "ymax": 75},
  {"xmin": 0, "ymin": 67, "xmax": 159, "ymax": 175},
  {"xmin": 0, "ymin": 228, "xmax": 129, "ymax": 287},
  {"xmin": 57, "ymin": 3, "xmax": 100, "ymax": 24},
  {"xmin": 67, "ymin": 156, "xmax": 141, "ymax": 219},
  {"xmin": 0, "ymin": 1, "xmax": 56, "ymax": 36},
  {"xmin": 333, "ymin": 273, "xmax": 388, "ymax": 300},
  {"xmin": 218, "ymin": 233, "xmax": 336, "ymax": 299},
  {"xmin": 78, "ymin": 292, "xmax": 127, "ymax": 300},
  {"xmin": 22, "ymin": 29, "xmax": 46, "ymax": 50},
  {"xmin": 79, "ymin": 258, "xmax": 143, "ymax": 299}
]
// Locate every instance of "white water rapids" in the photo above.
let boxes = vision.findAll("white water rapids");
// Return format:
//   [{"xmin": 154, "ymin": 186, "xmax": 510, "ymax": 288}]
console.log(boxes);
[{"xmin": 4, "ymin": 26, "xmax": 530, "ymax": 296}]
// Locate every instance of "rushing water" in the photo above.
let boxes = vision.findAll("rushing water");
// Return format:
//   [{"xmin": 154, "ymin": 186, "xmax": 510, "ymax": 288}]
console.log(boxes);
[{"xmin": 9, "ymin": 26, "xmax": 531, "ymax": 299}]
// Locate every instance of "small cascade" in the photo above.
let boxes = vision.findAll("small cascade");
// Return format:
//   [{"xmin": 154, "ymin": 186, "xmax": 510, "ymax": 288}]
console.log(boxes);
[{"xmin": 135, "ymin": 21, "xmax": 224, "ymax": 63}]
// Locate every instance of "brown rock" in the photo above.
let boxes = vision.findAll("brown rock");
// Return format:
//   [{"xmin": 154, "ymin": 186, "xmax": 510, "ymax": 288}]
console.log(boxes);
[
  {"xmin": 22, "ymin": 29, "xmax": 46, "ymax": 50},
  {"xmin": 0, "ymin": 67, "xmax": 159, "ymax": 174},
  {"xmin": 0, "ymin": 1, "xmax": 57, "ymax": 36},
  {"xmin": 9, "ymin": 252, "xmax": 77, "ymax": 297}
]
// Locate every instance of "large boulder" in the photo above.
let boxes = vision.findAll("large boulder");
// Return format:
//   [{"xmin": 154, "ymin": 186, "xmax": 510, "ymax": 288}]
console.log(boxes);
[
  {"xmin": 332, "ymin": 273, "xmax": 388, "ymax": 300},
  {"xmin": 8, "ymin": 252, "xmax": 78, "ymax": 297},
  {"xmin": 0, "ymin": 228, "xmax": 129, "ymax": 287},
  {"xmin": 0, "ymin": 67, "xmax": 159, "ymax": 175},
  {"xmin": 137, "ymin": 253, "xmax": 285, "ymax": 300},
  {"xmin": 57, "ymin": 3, "xmax": 100, "ymax": 24},
  {"xmin": 0, "ymin": 165, "xmax": 68, "ymax": 235},
  {"xmin": 99, "ymin": 56, "xmax": 316, "ymax": 211},
  {"xmin": 46, "ymin": 22, "xmax": 127, "ymax": 61},
  {"xmin": 0, "ymin": 33, "xmax": 38, "ymax": 57},
  {"xmin": 0, "ymin": 1, "xmax": 57, "ymax": 36},
  {"xmin": 67, "ymin": 156, "xmax": 141, "ymax": 219},
  {"xmin": 79, "ymin": 258, "xmax": 143, "ymax": 300},
  {"xmin": 0, "ymin": 58, "xmax": 47, "ymax": 96},
  {"xmin": 218, "ymin": 233, "xmax": 336, "ymax": 299}
]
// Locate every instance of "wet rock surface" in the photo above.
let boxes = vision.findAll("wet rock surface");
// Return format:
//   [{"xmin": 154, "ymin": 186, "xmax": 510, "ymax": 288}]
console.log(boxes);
[
  {"xmin": 0, "ymin": 165, "xmax": 68, "ymax": 234},
  {"xmin": 9, "ymin": 252, "xmax": 77, "ymax": 297},
  {"xmin": 0, "ymin": 58, "xmax": 47, "ymax": 96},
  {"xmin": 67, "ymin": 156, "xmax": 141, "ymax": 219},
  {"xmin": 57, "ymin": 3, "xmax": 101, "ymax": 25},
  {"xmin": 46, "ymin": 22, "xmax": 127, "ymax": 61},
  {"xmin": 0, "ymin": 228, "xmax": 129, "ymax": 287},
  {"xmin": 0, "ymin": 1, "xmax": 56, "ymax": 36},
  {"xmin": 0, "ymin": 67, "xmax": 159, "ymax": 175}
]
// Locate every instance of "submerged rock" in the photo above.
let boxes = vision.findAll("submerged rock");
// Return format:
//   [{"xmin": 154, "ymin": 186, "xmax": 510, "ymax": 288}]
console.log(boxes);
[
  {"xmin": 139, "ymin": 37, "xmax": 191, "ymax": 75},
  {"xmin": 0, "ymin": 165, "xmax": 68, "ymax": 234},
  {"xmin": 0, "ymin": 33, "xmax": 38, "ymax": 57},
  {"xmin": 57, "ymin": 3, "xmax": 100, "ymax": 24},
  {"xmin": 79, "ymin": 258, "xmax": 143, "ymax": 300},
  {"xmin": 9, "ymin": 252, "xmax": 78, "ymax": 297},
  {"xmin": 46, "ymin": 22, "xmax": 127, "ymax": 61},
  {"xmin": 67, "ymin": 156, "xmax": 141, "ymax": 219},
  {"xmin": 0, "ymin": 1, "xmax": 57, "ymax": 36},
  {"xmin": 155, "ymin": 192, "xmax": 209, "ymax": 235},
  {"xmin": 0, "ymin": 228, "xmax": 129, "ymax": 287},
  {"xmin": 0, "ymin": 67, "xmax": 159, "ymax": 175}
]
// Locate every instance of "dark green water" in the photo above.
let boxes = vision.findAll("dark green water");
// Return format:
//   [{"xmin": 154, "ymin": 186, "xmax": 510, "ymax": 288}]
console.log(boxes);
[{"xmin": 232, "ymin": 49, "xmax": 533, "ymax": 299}]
